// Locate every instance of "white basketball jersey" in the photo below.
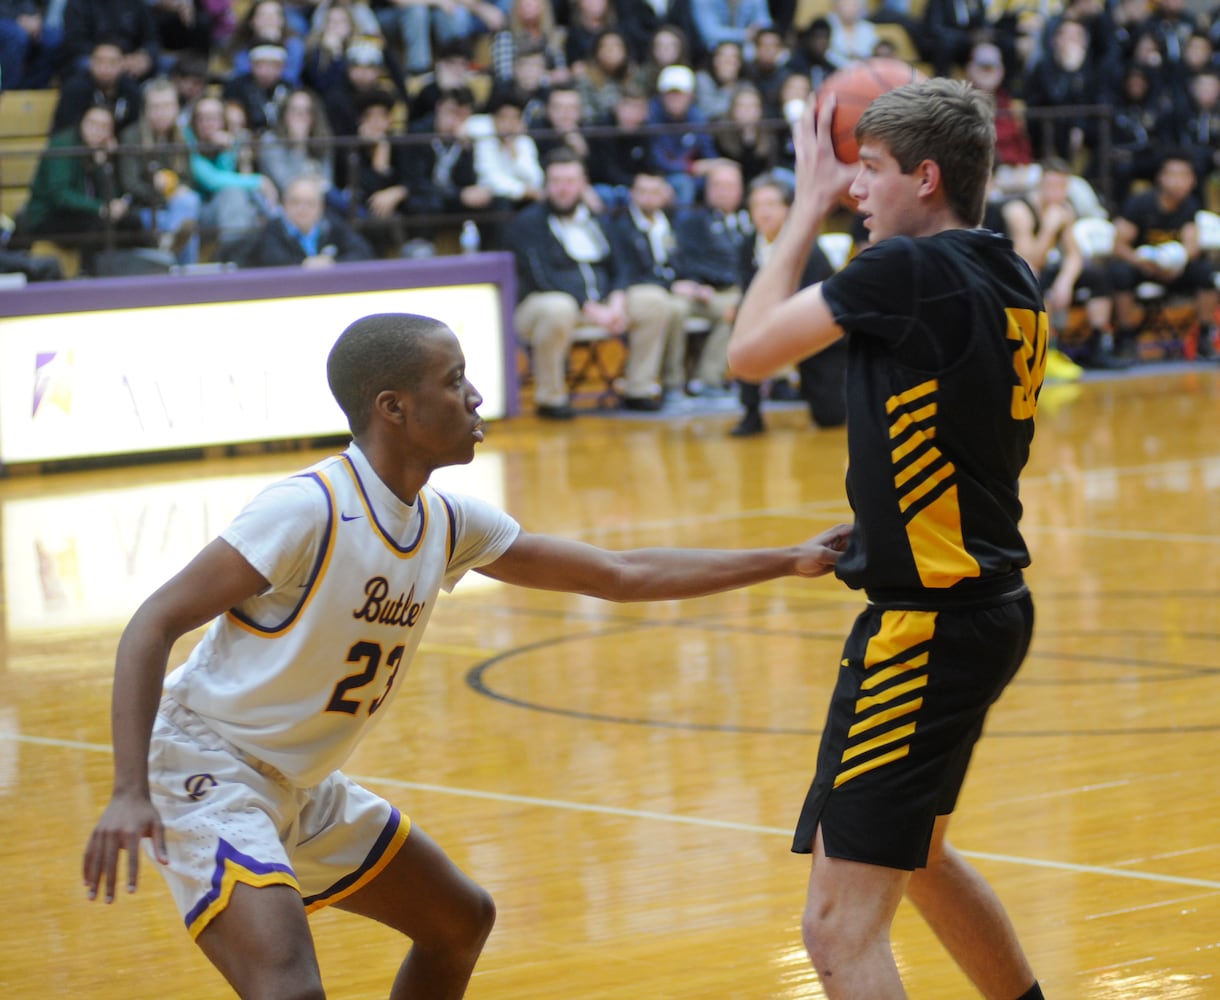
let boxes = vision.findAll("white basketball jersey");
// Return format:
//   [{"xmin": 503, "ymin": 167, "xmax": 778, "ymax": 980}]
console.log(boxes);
[{"xmin": 164, "ymin": 447, "xmax": 519, "ymax": 786}]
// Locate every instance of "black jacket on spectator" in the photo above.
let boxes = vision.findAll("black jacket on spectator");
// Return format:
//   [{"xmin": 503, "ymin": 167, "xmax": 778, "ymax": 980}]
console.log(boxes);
[
  {"xmin": 222, "ymin": 74, "xmax": 292, "ymax": 133},
  {"xmin": 737, "ymin": 232, "xmax": 846, "ymax": 427},
  {"xmin": 233, "ymin": 215, "xmax": 374, "ymax": 268},
  {"xmin": 509, "ymin": 201, "xmax": 631, "ymax": 304},
  {"xmin": 671, "ymin": 206, "xmax": 750, "ymax": 289},
  {"xmin": 605, "ymin": 209, "xmax": 677, "ymax": 287},
  {"xmin": 51, "ymin": 69, "xmax": 142, "ymax": 134},
  {"xmin": 585, "ymin": 112, "xmax": 655, "ymax": 189},
  {"xmin": 61, "ymin": 0, "xmax": 159, "ymax": 71},
  {"xmin": 404, "ymin": 135, "xmax": 479, "ymax": 215},
  {"xmin": 615, "ymin": 0, "xmax": 704, "ymax": 65}
]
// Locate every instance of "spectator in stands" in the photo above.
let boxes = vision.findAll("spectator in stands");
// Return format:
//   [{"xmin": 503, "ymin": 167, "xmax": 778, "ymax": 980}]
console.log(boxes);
[
  {"xmin": 168, "ymin": 52, "xmax": 209, "ymax": 115},
  {"xmin": 493, "ymin": 41, "xmax": 548, "ymax": 124},
  {"xmin": 825, "ymin": 0, "xmax": 879, "ymax": 69},
  {"xmin": 376, "ymin": 0, "xmax": 505, "ymax": 79},
  {"xmin": 564, "ymin": 0, "xmax": 613, "ymax": 72},
  {"xmin": 574, "ymin": 28, "xmax": 635, "ymax": 120},
  {"xmin": 1023, "ymin": 16, "xmax": 1111, "ymax": 163},
  {"xmin": 1109, "ymin": 150, "xmax": 1219, "ymax": 358},
  {"xmin": 118, "ymin": 76, "xmax": 202, "ymax": 265},
  {"xmin": 0, "ymin": 0, "xmax": 62, "ymax": 88},
  {"xmin": 52, "ymin": 37, "xmax": 141, "ymax": 134},
  {"xmin": 713, "ymin": 82, "xmax": 777, "ymax": 185},
  {"xmin": 789, "ymin": 18, "xmax": 834, "ymax": 91},
  {"xmin": 234, "ymin": 174, "xmax": 374, "ymax": 267},
  {"xmin": 1001, "ymin": 158, "xmax": 1118, "ymax": 372},
  {"xmin": 322, "ymin": 39, "xmax": 386, "ymax": 139},
  {"xmin": 472, "ymin": 87, "xmax": 543, "ymax": 213},
  {"xmin": 648, "ymin": 63, "xmax": 717, "ymax": 208},
  {"xmin": 1181, "ymin": 68, "xmax": 1220, "ymax": 187},
  {"xmin": 1146, "ymin": 0, "xmax": 1199, "ymax": 68},
  {"xmin": 669, "ymin": 157, "xmax": 750, "ymax": 394},
  {"xmin": 921, "ymin": 0, "xmax": 991, "ymax": 78},
  {"xmin": 490, "ymin": 0, "xmax": 564, "ymax": 85},
  {"xmin": 690, "ymin": 0, "xmax": 770, "ymax": 62},
  {"xmin": 303, "ymin": 1, "xmax": 356, "ymax": 93},
  {"xmin": 730, "ymin": 172, "xmax": 844, "ymax": 436},
  {"xmin": 223, "ymin": 43, "xmax": 293, "ymax": 133},
  {"xmin": 616, "ymin": 0, "xmax": 698, "ymax": 68},
  {"xmin": 603, "ymin": 168, "xmax": 691, "ymax": 398},
  {"xmin": 1183, "ymin": 28, "xmax": 1217, "ymax": 76},
  {"xmin": 1127, "ymin": 25, "xmax": 1191, "ymax": 124},
  {"xmin": 60, "ymin": 0, "xmax": 159, "ymax": 81},
  {"xmin": 257, "ymin": 86, "xmax": 337, "ymax": 206},
  {"xmin": 409, "ymin": 37, "xmax": 490, "ymax": 124},
  {"xmin": 229, "ymin": 0, "xmax": 305, "ymax": 87},
  {"xmin": 1036, "ymin": 0, "xmax": 1119, "ymax": 80},
  {"xmin": 404, "ymin": 85, "xmax": 492, "ymax": 251},
  {"xmin": 637, "ymin": 23, "xmax": 692, "ymax": 94},
  {"xmin": 695, "ymin": 40, "xmax": 745, "ymax": 121},
  {"xmin": 149, "ymin": 0, "xmax": 215, "ymax": 61},
  {"xmin": 19, "ymin": 105, "xmax": 147, "ymax": 274},
  {"xmin": 532, "ymin": 82, "xmax": 592, "ymax": 166},
  {"xmin": 185, "ymin": 93, "xmax": 278, "ymax": 259},
  {"xmin": 966, "ymin": 40, "xmax": 1036, "ymax": 197},
  {"xmin": 1110, "ymin": 63, "xmax": 1179, "ymax": 207},
  {"xmin": 310, "ymin": 0, "xmax": 383, "ymax": 40},
  {"xmin": 743, "ymin": 25, "xmax": 791, "ymax": 118},
  {"xmin": 509, "ymin": 147, "xmax": 672, "ymax": 417},
  {"xmin": 585, "ymin": 79, "xmax": 654, "ymax": 210},
  {"xmin": 345, "ymin": 87, "xmax": 411, "ymax": 256}
]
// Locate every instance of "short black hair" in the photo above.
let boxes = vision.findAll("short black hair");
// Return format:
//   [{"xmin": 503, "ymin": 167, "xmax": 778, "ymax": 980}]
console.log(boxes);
[
  {"xmin": 354, "ymin": 88, "xmax": 396, "ymax": 116},
  {"xmin": 327, "ymin": 314, "xmax": 448, "ymax": 434}
]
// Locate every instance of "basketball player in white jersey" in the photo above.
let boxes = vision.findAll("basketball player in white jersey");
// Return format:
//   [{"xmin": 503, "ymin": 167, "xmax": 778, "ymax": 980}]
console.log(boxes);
[{"xmin": 82, "ymin": 312, "xmax": 852, "ymax": 1000}]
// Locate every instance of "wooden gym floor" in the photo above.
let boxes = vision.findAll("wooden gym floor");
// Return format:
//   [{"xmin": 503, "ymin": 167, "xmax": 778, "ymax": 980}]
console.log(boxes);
[{"xmin": 0, "ymin": 365, "xmax": 1218, "ymax": 999}]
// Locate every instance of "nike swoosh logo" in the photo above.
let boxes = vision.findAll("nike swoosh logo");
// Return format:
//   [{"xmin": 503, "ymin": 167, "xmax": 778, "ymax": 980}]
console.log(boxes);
[{"xmin": 341, "ymin": 513, "xmax": 363, "ymax": 522}]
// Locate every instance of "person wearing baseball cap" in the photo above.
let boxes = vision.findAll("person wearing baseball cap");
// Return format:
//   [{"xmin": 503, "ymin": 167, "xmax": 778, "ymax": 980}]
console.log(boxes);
[{"xmin": 648, "ymin": 64, "xmax": 716, "ymax": 206}]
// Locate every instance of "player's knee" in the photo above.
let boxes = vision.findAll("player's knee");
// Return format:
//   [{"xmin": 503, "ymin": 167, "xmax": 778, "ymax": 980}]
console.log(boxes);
[
  {"xmin": 801, "ymin": 895, "xmax": 848, "ymax": 971},
  {"xmin": 430, "ymin": 882, "xmax": 496, "ymax": 958},
  {"xmin": 239, "ymin": 963, "xmax": 326, "ymax": 1000}
]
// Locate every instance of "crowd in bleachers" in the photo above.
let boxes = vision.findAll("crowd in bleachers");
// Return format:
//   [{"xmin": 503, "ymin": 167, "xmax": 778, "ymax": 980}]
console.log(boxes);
[{"xmin": 2, "ymin": 0, "xmax": 1220, "ymax": 413}]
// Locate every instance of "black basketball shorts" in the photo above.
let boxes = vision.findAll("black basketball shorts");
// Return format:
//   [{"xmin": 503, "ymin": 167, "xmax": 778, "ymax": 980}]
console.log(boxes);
[{"xmin": 792, "ymin": 589, "xmax": 1034, "ymax": 871}]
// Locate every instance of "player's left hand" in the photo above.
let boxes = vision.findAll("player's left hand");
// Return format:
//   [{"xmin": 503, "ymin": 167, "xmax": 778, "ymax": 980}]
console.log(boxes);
[{"xmin": 791, "ymin": 97, "xmax": 857, "ymax": 222}]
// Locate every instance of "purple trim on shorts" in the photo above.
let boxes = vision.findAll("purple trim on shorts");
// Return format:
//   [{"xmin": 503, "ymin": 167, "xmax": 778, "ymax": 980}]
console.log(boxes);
[
  {"xmin": 301, "ymin": 806, "xmax": 403, "ymax": 908},
  {"xmin": 184, "ymin": 838, "xmax": 297, "ymax": 928}
]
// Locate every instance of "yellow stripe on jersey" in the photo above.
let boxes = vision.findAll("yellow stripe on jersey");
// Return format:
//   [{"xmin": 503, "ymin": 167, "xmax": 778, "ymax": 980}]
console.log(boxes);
[
  {"xmin": 187, "ymin": 859, "xmax": 301, "ymax": 940},
  {"xmin": 836, "ymin": 610, "xmax": 935, "ymax": 789},
  {"xmin": 885, "ymin": 378, "xmax": 937, "ymax": 412},
  {"xmin": 886, "ymin": 381, "xmax": 982, "ymax": 589},
  {"xmin": 226, "ymin": 471, "xmax": 339, "ymax": 637}
]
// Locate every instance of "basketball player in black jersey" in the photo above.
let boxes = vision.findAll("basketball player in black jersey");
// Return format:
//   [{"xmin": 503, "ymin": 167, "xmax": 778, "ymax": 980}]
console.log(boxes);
[{"xmin": 729, "ymin": 78, "xmax": 1047, "ymax": 999}]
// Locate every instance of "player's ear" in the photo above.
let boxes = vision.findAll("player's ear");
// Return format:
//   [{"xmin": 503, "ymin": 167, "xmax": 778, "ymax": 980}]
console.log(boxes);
[
  {"xmin": 916, "ymin": 158, "xmax": 941, "ymax": 199},
  {"xmin": 373, "ymin": 388, "xmax": 407, "ymax": 425}
]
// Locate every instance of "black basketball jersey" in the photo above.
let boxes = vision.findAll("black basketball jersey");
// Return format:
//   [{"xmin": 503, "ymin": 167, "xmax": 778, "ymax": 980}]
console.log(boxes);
[
  {"xmin": 820, "ymin": 227, "xmax": 1047, "ymax": 600},
  {"xmin": 1118, "ymin": 188, "xmax": 1201, "ymax": 247}
]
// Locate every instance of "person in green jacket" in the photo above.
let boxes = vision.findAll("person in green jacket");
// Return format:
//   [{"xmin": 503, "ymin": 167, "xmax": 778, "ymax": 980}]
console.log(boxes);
[{"xmin": 20, "ymin": 104, "xmax": 146, "ymax": 274}]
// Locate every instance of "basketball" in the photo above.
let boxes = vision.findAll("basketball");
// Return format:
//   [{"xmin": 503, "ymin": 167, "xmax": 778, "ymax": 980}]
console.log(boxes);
[{"xmin": 816, "ymin": 58, "xmax": 927, "ymax": 164}]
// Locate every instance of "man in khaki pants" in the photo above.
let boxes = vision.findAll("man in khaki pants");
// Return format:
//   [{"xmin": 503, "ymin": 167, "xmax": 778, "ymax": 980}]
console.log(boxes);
[{"xmin": 509, "ymin": 148, "xmax": 670, "ymax": 419}]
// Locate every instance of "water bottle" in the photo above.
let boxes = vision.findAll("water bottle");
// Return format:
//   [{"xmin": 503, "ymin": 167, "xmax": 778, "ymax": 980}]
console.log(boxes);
[{"xmin": 459, "ymin": 219, "xmax": 480, "ymax": 255}]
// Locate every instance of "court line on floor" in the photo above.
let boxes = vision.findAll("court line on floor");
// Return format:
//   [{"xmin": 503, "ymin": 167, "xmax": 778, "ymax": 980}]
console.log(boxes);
[
  {"xmin": 344, "ymin": 774, "xmax": 1220, "ymax": 891},
  {"xmin": 19, "ymin": 732, "xmax": 1220, "ymax": 891}
]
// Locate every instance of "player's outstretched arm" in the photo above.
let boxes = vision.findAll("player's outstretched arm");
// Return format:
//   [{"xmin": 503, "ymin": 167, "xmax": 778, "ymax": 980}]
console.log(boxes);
[
  {"xmin": 82, "ymin": 539, "xmax": 270, "ymax": 904},
  {"xmin": 476, "ymin": 523, "xmax": 853, "ymax": 602}
]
